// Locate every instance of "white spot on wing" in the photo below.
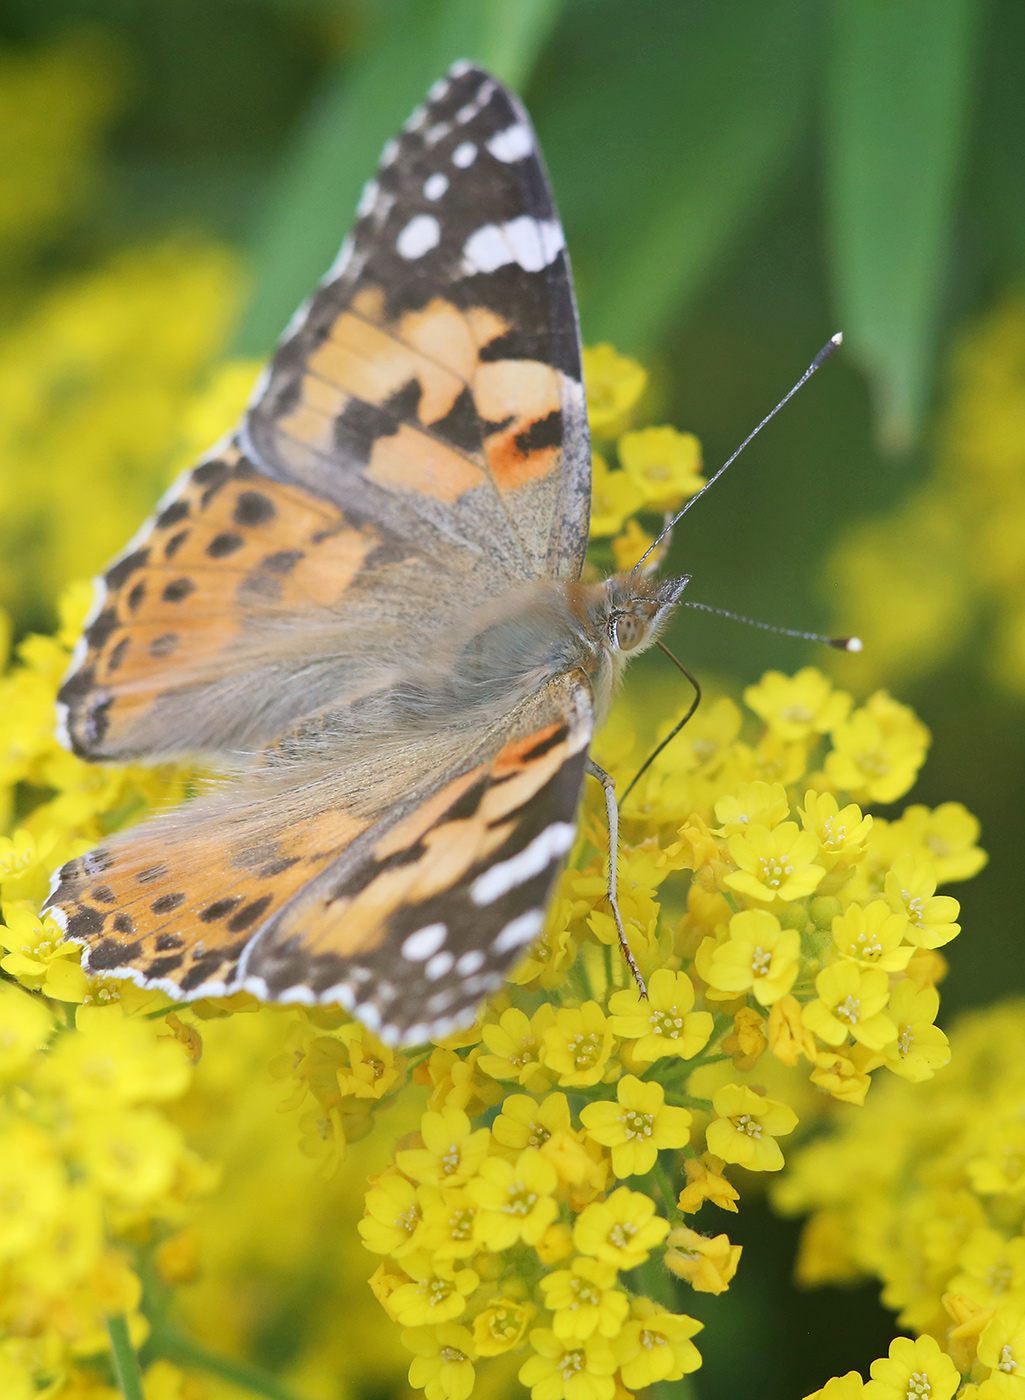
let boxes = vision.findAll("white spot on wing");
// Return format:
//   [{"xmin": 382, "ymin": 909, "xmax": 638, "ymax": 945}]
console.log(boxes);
[
  {"xmin": 470, "ymin": 822, "xmax": 576, "ymax": 906},
  {"xmin": 423, "ymin": 172, "xmax": 449, "ymax": 201},
  {"xmin": 402, "ymin": 923, "xmax": 447, "ymax": 961},
  {"xmin": 425, "ymin": 950, "xmax": 454, "ymax": 981},
  {"xmin": 355, "ymin": 1002, "xmax": 382, "ymax": 1032},
  {"xmin": 380, "ymin": 138, "xmax": 400, "ymax": 167},
  {"xmin": 493, "ymin": 909, "xmax": 545, "ymax": 954},
  {"xmin": 486, "ymin": 123, "xmax": 533, "ymax": 163},
  {"xmin": 356, "ymin": 179, "xmax": 379, "ymax": 216},
  {"xmin": 461, "ymin": 217, "xmax": 565, "ymax": 276},
  {"xmin": 397, "ymin": 214, "xmax": 441, "ymax": 260},
  {"xmin": 425, "ymin": 121, "xmax": 450, "ymax": 146},
  {"xmin": 452, "ymin": 141, "xmax": 477, "ymax": 168},
  {"xmin": 428, "ymin": 77, "xmax": 451, "ymax": 101},
  {"xmin": 455, "ymin": 949, "xmax": 485, "ymax": 975}
]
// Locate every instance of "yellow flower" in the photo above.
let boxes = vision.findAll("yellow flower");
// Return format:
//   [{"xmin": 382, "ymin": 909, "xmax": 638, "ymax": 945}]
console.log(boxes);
[
  {"xmin": 0, "ymin": 1121, "xmax": 65, "ymax": 1261},
  {"xmin": 543, "ymin": 1002, "xmax": 616, "ymax": 1088},
  {"xmin": 802, "ymin": 963, "xmax": 897, "ymax": 1050},
  {"xmin": 582, "ymin": 344, "xmax": 647, "ymax": 436},
  {"xmin": 479, "ymin": 1005, "xmax": 554, "ymax": 1087},
  {"xmin": 493, "ymin": 1091, "xmax": 571, "ymax": 1151},
  {"xmin": 799, "ymin": 791, "xmax": 874, "ymax": 869},
  {"xmin": 664, "ymin": 1226, "xmax": 742, "ymax": 1294},
  {"xmin": 396, "ymin": 1106, "xmax": 491, "ymax": 1185},
  {"xmin": 519, "ymin": 1328, "xmax": 618, "ymax": 1400},
  {"xmin": 0, "ymin": 980, "xmax": 54, "ymax": 1080},
  {"xmin": 403, "ymin": 1324, "xmax": 476, "ymax": 1400},
  {"xmin": 884, "ymin": 854, "xmax": 961, "ymax": 948},
  {"xmin": 977, "ymin": 1298, "xmax": 1025, "ymax": 1382},
  {"xmin": 465, "ymin": 1148, "xmax": 558, "ymax": 1250},
  {"xmin": 607, "ymin": 968, "xmax": 713, "ymax": 1062},
  {"xmin": 803, "ymin": 1374, "xmax": 868, "ymax": 1400},
  {"xmin": 415, "ymin": 1186, "xmax": 481, "ymax": 1260},
  {"xmin": 617, "ymin": 425, "xmax": 704, "ymax": 510},
  {"xmin": 339, "ymin": 1034, "xmax": 405, "ymax": 1099},
  {"xmin": 360, "ymin": 1171, "xmax": 423, "ymax": 1257},
  {"xmin": 726, "ymin": 822, "xmax": 824, "ymax": 904},
  {"xmin": 610, "ymin": 517, "xmax": 655, "ymax": 571},
  {"xmin": 384, "ymin": 1254, "xmax": 479, "ymax": 1327},
  {"xmin": 705, "ymin": 1084, "xmax": 798, "ymax": 1172},
  {"xmin": 73, "ymin": 1107, "xmax": 184, "ymax": 1206},
  {"xmin": 677, "ymin": 1155, "xmax": 740, "ymax": 1214},
  {"xmin": 472, "ymin": 1296, "xmax": 534, "ymax": 1356},
  {"xmin": 612, "ymin": 1298, "xmax": 702, "ymax": 1389},
  {"xmin": 698, "ymin": 909, "xmax": 801, "ymax": 1006},
  {"xmin": 40, "ymin": 1003, "xmax": 190, "ymax": 1107},
  {"xmin": 825, "ymin": 691, "xmax": 930, "ymax": 804},
  {"xmin": 588, "ymin": 454, "xmax": 645, "ymax": 537},
  {"xmin": 881, "ymin": 980, "xmax": 950, "ymax": 1082},
  {"xmin": 744, "ymin": 668, "xmax": 851, "ymax": 741},
  {"xmin": 949, "ymin": 1229, "xmax": 1025, "ymax": 1309},
  {"xmin": 714, "ymin": 780, "xmax": 791, "ymax": 835},
  {"xmin": 539, "ymin": 1257, "xmax": 629, "ymax": 1340},
  {"xmin": 831, "ymin": 902, "xmax": 912, "ymax": 971},
  {"xmin": 579, "ymin": 1075, "xmax": 691, "ymax": 1177},
  {"xmin": 888, "ymin": 801, "xmax": 987, "ymax": 882},
  {"xmin": 862, "ymin": 1334, "xmax": 960, "ymax": 1400},
  {"xmin": 572, "ymin": 1186, "xmax": 670, "ymax": 1269}
]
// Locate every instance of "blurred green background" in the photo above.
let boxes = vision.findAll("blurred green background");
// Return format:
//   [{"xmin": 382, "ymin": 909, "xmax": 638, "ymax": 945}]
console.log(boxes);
[{"xmin": 2, "ymin": 1, "xmax": 1023, "ymax": 1396}]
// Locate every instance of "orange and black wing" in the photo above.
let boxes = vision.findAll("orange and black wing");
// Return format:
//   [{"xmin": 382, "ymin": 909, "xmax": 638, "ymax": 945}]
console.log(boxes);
[
  {"xmin": 244, "ymin": 59, "xmax": 591, "ymax": 585},
  {"xmin": 47, "ymin": 675, "xmax": 592, "ymax": 1041}
]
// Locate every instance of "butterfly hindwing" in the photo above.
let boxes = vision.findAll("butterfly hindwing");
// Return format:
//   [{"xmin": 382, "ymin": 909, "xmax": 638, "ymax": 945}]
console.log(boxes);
[
  {"xmin": 48, "ymin": 673, "xmax": 592, "ymax": 1041},
  {"xmin": 245, "ymin": 60, "xmax": 591, "ymax": 584}
]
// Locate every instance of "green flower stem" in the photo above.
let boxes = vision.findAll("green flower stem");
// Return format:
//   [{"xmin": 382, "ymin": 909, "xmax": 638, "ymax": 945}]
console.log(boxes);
[
  {"xmin": 149, "ymin": 1320, "xmax": 313, "ymax": 1400},
  {"xmin": 106, "ymin": 1315, "xmax": 145, "ymax": 1400},
  {"xmin": 650, "ymin": 1156, "xmax": 678, "ymax": 1215}
]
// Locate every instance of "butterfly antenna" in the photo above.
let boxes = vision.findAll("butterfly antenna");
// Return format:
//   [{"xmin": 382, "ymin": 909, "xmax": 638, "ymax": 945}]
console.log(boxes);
[
  {"xmin": 682, "ymin": 600, "xmax": 862, "ymax": 652},
  {"xmin": 632, "ymin": 333, "xmax": 843, "ymax": 575},
  {"xmin": 621, "ymin": 641, "xmax": 701, "ymax": 804}
]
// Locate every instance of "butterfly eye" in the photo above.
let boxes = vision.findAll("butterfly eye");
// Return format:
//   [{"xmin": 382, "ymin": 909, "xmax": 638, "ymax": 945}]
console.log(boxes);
[{"xmin": 614, "ymin": 613, "xmax": 645, "ymax": 651}]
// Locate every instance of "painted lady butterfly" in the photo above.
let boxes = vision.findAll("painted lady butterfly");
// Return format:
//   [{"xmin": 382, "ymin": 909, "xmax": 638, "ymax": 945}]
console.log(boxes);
[{"xmin": 46, "ymin": 61, "xmax": 689, "ymax": 1044}]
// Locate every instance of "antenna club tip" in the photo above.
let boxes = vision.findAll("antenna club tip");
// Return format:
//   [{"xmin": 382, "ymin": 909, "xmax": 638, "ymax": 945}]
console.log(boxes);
[
  {"xmin": 844, "ymin": 635, "xmax": 863, "ymax": 653},
  {"xmin": 831, "ymin": 331, "xmax": 843, "ymax": 346}
]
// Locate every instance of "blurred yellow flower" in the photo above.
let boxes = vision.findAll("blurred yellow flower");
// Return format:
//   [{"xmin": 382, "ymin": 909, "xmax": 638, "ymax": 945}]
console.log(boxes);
[{"xmin": 617, "ymin": 424, "xmax": 704, "ymax": 510}]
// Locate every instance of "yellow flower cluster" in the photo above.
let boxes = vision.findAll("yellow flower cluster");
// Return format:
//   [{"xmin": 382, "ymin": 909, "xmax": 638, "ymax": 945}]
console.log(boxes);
[
  {"xmin": 581, "ymin": 343, "xmax": 705, "ymax": 568},
  {"xmin": 0, "ymin": 981, "xmax": 206, "ymax": 1396},
  {"xmin": 780, "ymin": 999, "xmax": 1025, "ymax": 1399},
  {"xmin": 0, "ymin": 239, "xmax": 241, "ymax": 624},
  {"xmin": 346, "ymin": 637, "xmax": 983, "ymax": 1396},
  {"xmin": 827, "ymin": 295, "xmax": 1025, "ymax": 698}
]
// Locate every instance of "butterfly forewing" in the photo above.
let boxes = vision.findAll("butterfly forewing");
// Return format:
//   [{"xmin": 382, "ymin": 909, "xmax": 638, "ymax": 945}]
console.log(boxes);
[{"xmin": 245, "ymin": 61, "xmax": 591, "ymax": 583}]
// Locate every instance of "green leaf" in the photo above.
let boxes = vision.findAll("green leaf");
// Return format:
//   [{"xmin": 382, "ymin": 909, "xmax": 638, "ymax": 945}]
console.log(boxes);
[
  {"xmin": 536, "ymin": 0, "xmax": 817, "ymax": 353},
  {"xmin": 235, "ymin": 0, "xmax": 565, "ymax": 355},
  {"xmin": 825, "ymin": 0, "xmax": 984, "ymax": 453}
]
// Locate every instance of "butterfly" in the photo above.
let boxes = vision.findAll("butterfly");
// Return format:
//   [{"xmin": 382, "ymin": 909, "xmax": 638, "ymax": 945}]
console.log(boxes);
[{"xmin": 45, "ymin": 60, "xmax": 687, "ymax": 1046}]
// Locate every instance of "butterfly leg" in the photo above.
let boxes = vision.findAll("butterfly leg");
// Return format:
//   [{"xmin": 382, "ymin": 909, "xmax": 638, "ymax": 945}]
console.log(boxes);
[{"xmin": 586, "ymin": 758, "xmax": 648, "ymax": 997}]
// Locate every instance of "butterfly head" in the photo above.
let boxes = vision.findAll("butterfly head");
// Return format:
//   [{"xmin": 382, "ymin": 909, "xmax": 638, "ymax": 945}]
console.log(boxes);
[{"xmin": 594, "ymin": 573, "xmax": 690, "ymax": 657}]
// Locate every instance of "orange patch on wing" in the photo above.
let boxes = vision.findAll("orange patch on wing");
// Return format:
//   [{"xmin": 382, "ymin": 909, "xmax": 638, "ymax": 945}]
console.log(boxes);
[
  {"xmin": 366, "ymin": 423, "xmax": 486, "ymax": 503},
  {"xmin": 474, "ymin": 359, "xmax": 562, "ymax": 490},
  {"xmin": 75, "ymin": 461, "xmax": 380, "ymax": 749},
  {"xmin": 323, "ymin": 312, "xmax": 466, "ymax": 424}
]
